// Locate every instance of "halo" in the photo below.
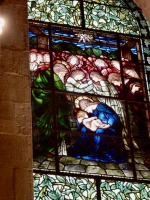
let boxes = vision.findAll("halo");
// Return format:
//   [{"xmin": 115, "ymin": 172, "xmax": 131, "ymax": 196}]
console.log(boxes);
[
  {"xmin": 75, "ymin": 96, "xmax": 93, "ymax": 108},
  {"xmin": 53, "ymin": 60, "xmax": 71, "ymax": 70}
]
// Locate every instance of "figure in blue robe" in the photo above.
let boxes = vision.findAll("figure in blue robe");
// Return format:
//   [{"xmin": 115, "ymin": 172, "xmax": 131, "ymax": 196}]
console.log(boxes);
[{"xmin": 67, "ymin": 101, "xmax": 125, "ymax": 162}]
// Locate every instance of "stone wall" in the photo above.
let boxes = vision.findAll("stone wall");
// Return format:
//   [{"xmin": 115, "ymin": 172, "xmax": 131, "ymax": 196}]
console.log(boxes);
[{"xmin": 0, "ymin": 0, "xmax": 33, "ymax": 200}]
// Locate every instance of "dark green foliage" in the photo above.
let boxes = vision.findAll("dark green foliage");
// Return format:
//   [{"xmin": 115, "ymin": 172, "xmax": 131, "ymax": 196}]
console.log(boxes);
[
  {"xmin": 109, "ymin": 50, "xmax": 119, "ymax": 59},
  {"xmin": 85, "ymin": 47, "xmax": 93, "ymax": 56},
  {"xmin": 52, "ymin": 43, "xmax": 63, "ymax": 52},
  {"xmin": 92, "ymin": 48, "xmax": 102, "ymax": 57},
  {"xmin": 29, "ymin": 37, "xmax": 38, "ymax": 49},
  {"xmin": 52, "ymin": 42, "xmax": 88, "ymax": 56}
]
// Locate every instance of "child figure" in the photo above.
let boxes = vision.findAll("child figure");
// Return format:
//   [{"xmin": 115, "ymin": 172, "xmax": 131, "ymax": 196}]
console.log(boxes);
[{"xmin": 76, "ymin": 110, "xmax": 108, "ymax": 132}]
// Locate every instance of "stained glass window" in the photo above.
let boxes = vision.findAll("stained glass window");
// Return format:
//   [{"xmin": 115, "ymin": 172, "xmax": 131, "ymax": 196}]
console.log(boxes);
[
  {"xmin": 28, "ymin": 0, "xmax": 150, "ymax": 199},
  {"xmin": 33, "ymin": 174, "xmax": 150, "ymax": 199},
  {"xmin": 28, "ymin": 0, "xmax": 150, "ymax": 36}
]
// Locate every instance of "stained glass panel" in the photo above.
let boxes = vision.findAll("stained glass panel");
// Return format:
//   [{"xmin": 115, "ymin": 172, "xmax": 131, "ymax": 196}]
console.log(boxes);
[
  {"xmin": 84, "ymin": 0, "xmax": 125, "ymax": 7},
  {"xmin": 30, "ymin": 23, "xmax": 150, "ymax": 180},
  {"xmin": 34, "ymin": 174, "xmax": 97, "ymax": 200},
  {"xmin": 28, "ymin": 0, "xmax": 150, "ymax": 36},
  {"xmin": 100, "ymin": 180, "xmax": 150, "ymax": 199},
  {"xmin": 84, "ymin": 2, "xmax": 139, "ymax": 35},
  {"xmin": 33, "ymin": 173, "xmax": 150, "ymax": 199},
  {"xmin": 28, "ymin": 0, "xmax": 81, "ymax": 26}
]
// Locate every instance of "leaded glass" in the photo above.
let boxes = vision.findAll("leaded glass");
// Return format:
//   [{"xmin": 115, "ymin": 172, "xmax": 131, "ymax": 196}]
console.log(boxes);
[
  {"xmin": 100, "ymin": 180, "xmax": 150, "ymax": 199},
  {"xmin": 28, "ymin": 0, "xmax": 81, "ymax": 26},
  {"xmin": 34, "ymin": 174, "xmax": 97, "ymax": 200},
  {"xmin": 30, "ymin": 23, "xmax": 150, "ymax": 181},
  {"xmin": 33, "ymin": 173, "xmax": 150, "ymax": 199},
  {"xmin": 84, "ymin": 2, "xmax": 139, "ymax": 35},
  {"xmin": 28, "ymin": 0, "xmax": 150, "ymax": 36},
  {"xmin": 84, "ymin": 0, "xmax": 125, "ymax": 7}
]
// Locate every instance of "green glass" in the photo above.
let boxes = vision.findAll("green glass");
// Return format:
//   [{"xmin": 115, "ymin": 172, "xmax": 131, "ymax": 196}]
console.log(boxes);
[
  {"xmin": 100, "ymin": 180, "xmax": 150, "ymax": 199},
  {"xmin": 28, "ymin": 0, "xmax": 81, "ymax": 26},
  {"xmin": 84, "ymin": 3, "xmax": 139, "ymax": 35},
  {"xmin": 28, "ymin": 0, "xmax": 150, "ymax": 36},
  {"xmin": 34, "ymin": 174, "xmax": 97, "ymax": 199},
  {"xmin": 84, "ymin": 0, "xmax": 124, "ymax": 7}
]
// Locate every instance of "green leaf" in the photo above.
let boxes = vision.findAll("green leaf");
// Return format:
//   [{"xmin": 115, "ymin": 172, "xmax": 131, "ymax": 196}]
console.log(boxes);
[
  {"xmin": 69, "ymin": 177, "xmax": 76, "ymax": 185},
  {"xmin": 111, "ymin": 184, "xmax": 117, "ymax": 190},
  {"xmin": 34, "ymin": 187, "xmax": 40, "ymax": 197},
  {"xmin": 56, "ymin": 176, "xmax": 65, "ymax": 183},
  {"xmin": 60, "ymin": 196, "xmax": 65, "ymax": 200},
  {"xmin": 79, "ymin": 184, "xmax": 87, "ymax": 190},
  {"xmin": 124, "ymin": 188, "xmax": 132, "ymax": 195},
  {"xmin": 64, "ymin": 189, "xmax": 75, "ymax": 195},
  {"xmin": 48, "ymin": 177, "xmax": 55, "ymax": 183},
  {"xmin": 72, "ymin": 192, "xmax": 80, "ymax": 199},
  {"xmin": 34, "ymin": 179, "xmax": 39, "ymax": 187},
  {"xmin": 60, "ymin": 132, "xmax": 66, "ymax": 137},
  {"xmin": 92, "ymin": 48, "xmax": 102, "ymax": 57},
  {"xmin": 61, "ymin": 6, "xmax": 69, "ymax": 13},
  {"xmin": 91, "ymin": 14, "xmax": 99, "ymax": 21},
  {"xmin": 126, "ymin": 182, "xmax": 132, "ymax": 190},
  {"xmin": 116, "ymin": 182, "xmax": 123, "ymax": 191},
  {"xmin": 106, "ymin": 6, "xmax": 110, "ymax": 13},
  {"xmin": 104, "ymin": 190, "xmax": 116, "ymax": 199},
  {"xmin": 85, "ymin": 48, "xmax": 93, "ymax": 56},
  {"xmin": 41, "ymin": 12, "xmax": 47, "ymax": 21},
  {"xmin": 55, "ymin": 11, "xmax": 62, "ymax": 17},
  {"xmin": 77, "ymin": 49, "xmax": 87, "ymax": 56},
  {"xmin": 56, "ymin": 188, "xmax": 61, "ymax": 198},
  {"xmin": 88, "ymin": 187, "xmax": 96, "ymax": 198},
  {"xmin": 134, "ymin": 184, "xmax": 145, "ymax": 190},
  {"xmin": 76, "ymin": 179, "xmax": 83, "ymax": 184},
  {"xmin": 87, "ymin": 182, "xmax": 92, "ymax": 189},
  {"xmin": 109, "ymin": 50, "xmax": 118, "ymax": 59},
  {"xmin": 97, "ymin": 11, "xmax": 105, "ymax": 17},
  {"xmin": 39, "ymin": 186, "xmax": 47, "ymax": 197},
  {"xmin": 48, "ymin": 192, "xmax": 58, "ymax": 199},
  {"xmin": 116, "ymin": 193, "xmax": 122, "ymax": 200},
  {"xmin": 140, "ymin": 189, "xmax": 148, "ymax": 199},
  {"xmin": 101, "ymin": 182, "xmax": 110, "ymax": 190},
  {"xmin": 119, "ymin": 192, "xmax": 126, "ymax": 199}
]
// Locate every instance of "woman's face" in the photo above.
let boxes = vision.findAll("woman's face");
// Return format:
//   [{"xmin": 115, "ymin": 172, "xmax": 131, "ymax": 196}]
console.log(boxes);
[
  {"xmin": 85, "ymin": 105, "xmax": 94, "ymax": 113},
  {"xmin": 94, "ymin": 59, "xmax": 108, "ymax": 67},
  {"xmin": 36, "ymin": 53, "xmax": 43, "ymax": 64},
  {"xmin": 75, "ymin": 74, "xmax": 84, "ymax": 81},
  {"xmin": 112, "ymin": 80, "xmax": 122, "ymax": 87},
  {"xmin": 30, "ymin": 52, "xmax": 36, "ymax": 63},
  {"xmin": 91, "ymin": 75, "xmax": 99, "ymax": 82},
  {"xmin": 43, "ymin": 53, "xmax": 50, "ymax": 63},
  {"xmin": 84, "ymin": 113, "xmax": 88, "ymax": 118},
  {"xmin": 125, "ymin": 69, "xmax": 139, "ymax": 79},
  {"xmin": 131, "ymin": 84, "xmax": 142, "ymax": 94},
  {"xmin": 68, "ymin": 56, "xmax": 79, "ymax": 66},
  {"xmin": 111, "ymin": 60, "xmax": 120, "ymax": 70}
]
